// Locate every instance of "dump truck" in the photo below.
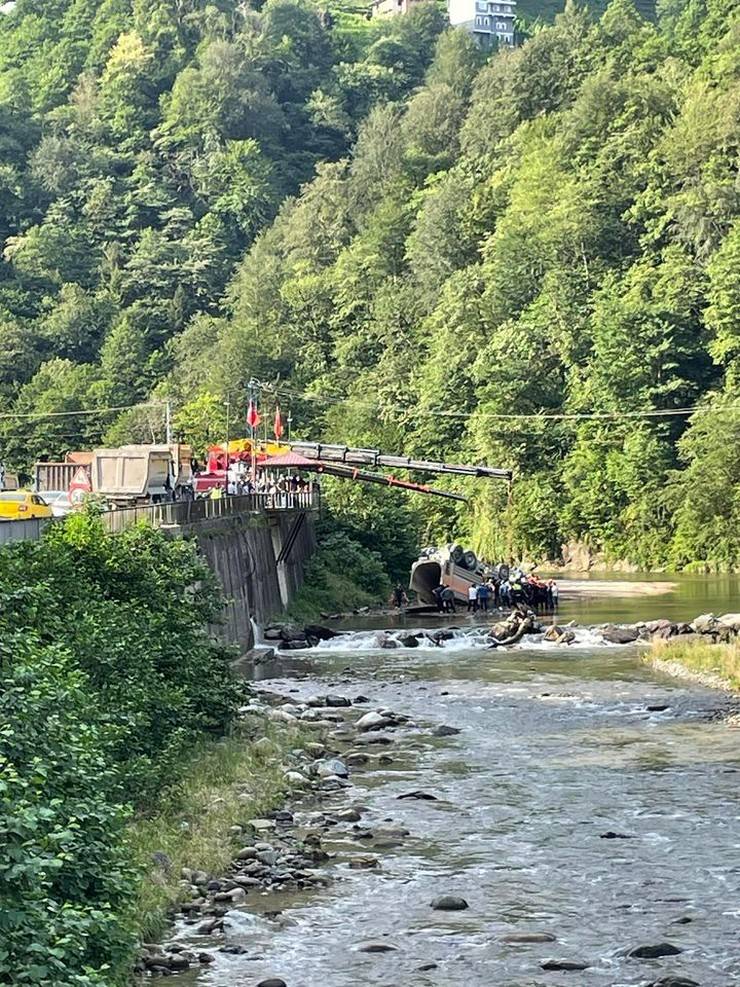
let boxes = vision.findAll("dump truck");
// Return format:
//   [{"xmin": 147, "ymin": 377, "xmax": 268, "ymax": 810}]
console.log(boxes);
[
  {"xmin": 33, "ymin": 445, "xmax": 193, "ymax": 507},
  {"xmin": 91, "ymin": 445, "xmax": 176, "ymax": 506}
]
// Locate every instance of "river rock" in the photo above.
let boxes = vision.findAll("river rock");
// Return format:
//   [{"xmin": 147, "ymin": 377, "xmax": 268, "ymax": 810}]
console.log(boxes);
[
  {"xmin": 433, "ymin": 724, "xmax": 461, "ymax": 737},
  {"xmin": 315, "ymin": 758, "xmax": 349, "ymax": 779},
  {"xmin": 692, "ymin": 612, "xmax": 718, "ymax": 633},
  {"xmin": 397, "ymin": 790, "xmax": 438, "ymax": 801},
  {"xmin": 543, "ymin": 625, "xmax": 564, "ymax": 642},
  {"xmin": 214, "ymin": 887, "xmax": 246, "ymax": 903},
  {"xmin": 718, "ymin": 612, "xmax": 740, "ymax": 632},
  {"xmin": 248, "ymin": 818, "xmax": 277, "ymax": 832},
  {"xmin": 335, "ymin": 807, "xmax": 362, "ymax": 822},
  {"xmin": 268, "ymin": 708, "xmax": 298, "ymax": 723},
  {"xmin": 398, "ymin": 634, "xmax": 419, "ymax": 648},
  {"xmin": 541, "ymin": 959, "xmax": 590, "ymax": 971},
  {"xmin": 198, "ymin": 953, "xmax": 215, "ymax": 964},
  {"xmin": 279, "ymin": 640, "xmax": 311, "ymax": 650},
  {"xmin": 257, "ymin": 979, "xmax": 287, "ymax": 987},
  {"xmin": 304, "ymin": 624, "xmax": 338, "ymax": 641},
  {"xmin": 418, "ymin": 963, "xmax": 438, "ymax": 971},
  {"xmin": 325, "ymin": 694, "xmax": 352, "ymax": 707},
  {"xmin": 600, "ymin": 831, "xmax": 634, "ymax": 839},
  {"xmin": 353, "ymin": 733, "xmax": 393, "ymax": 745},
  {"xmin": 629, "ymin": 943, "xmax": 683, "ymax": 959},
  {"xmin": 601, "ymin": 624, "xmax": 640, "ymax": 644},
  {"xmin": 374, "ymin": 633, "xmax": 399, "ymax": 649},
  {"xmin": 284, "ymin": 770, "xmax": 310, "ymax": 786},
  {"xmin": 357, "ymin": 942, "xmax": 397, "ymax": 952},
  {"xmin": 349, "ymin": 855, "xmax": 379, "ymax": 869},
  {"xmin": 501, "ymin": 932, "xmax": 556, "ymax": 943},
  {"xmin": 168, "ymin": 954, "xmax": 190, "ymax": 971},
  {"xmin": 263, "ymin": 626, "xmax": 283, "ymax": 640},
  {"xmin": 356, "ymin": 711, "xmax": 391, "ymax": 731},
  {"xmin": 430, "ymin": 895, "xmax": 468, "ymax": 911}
]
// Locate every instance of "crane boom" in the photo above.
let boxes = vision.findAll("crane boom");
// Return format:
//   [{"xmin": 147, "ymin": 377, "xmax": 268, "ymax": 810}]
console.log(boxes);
[{"xmin": 287, "ymin": 441, "xmax": 512, "ymax": 482}]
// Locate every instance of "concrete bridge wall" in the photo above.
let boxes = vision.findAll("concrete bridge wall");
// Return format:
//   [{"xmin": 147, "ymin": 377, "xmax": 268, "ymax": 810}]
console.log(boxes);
[{"xmin": 193, "ymin": 511, "xmax": 317, "ymax": 652}]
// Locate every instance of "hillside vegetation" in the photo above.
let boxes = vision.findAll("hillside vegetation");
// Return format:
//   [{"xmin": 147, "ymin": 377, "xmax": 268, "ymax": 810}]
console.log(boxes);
[
  {"xmin": 1, "ymin": 0, "xmax": 739, "ymax": 573},
  {"xmin": 173, "ymin": 0, "xmax": 739, "ymax": 572}
]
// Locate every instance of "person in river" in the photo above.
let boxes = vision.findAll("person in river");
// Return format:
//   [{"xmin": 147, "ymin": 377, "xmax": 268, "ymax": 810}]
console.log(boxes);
[
  {"xmin": 391, "ymin": 584, "xmax": 408, "ymax": 609},
  {"xmin": 441, "ymin": 586, "xmax": 456, "ymax": 613},
  {"xmin": 467, "ymin": 583, "xmax": 478, "ymax": 613},
  {"xmin": 477, "ymin": 580, "xmax": 490, "ymax": 613}
]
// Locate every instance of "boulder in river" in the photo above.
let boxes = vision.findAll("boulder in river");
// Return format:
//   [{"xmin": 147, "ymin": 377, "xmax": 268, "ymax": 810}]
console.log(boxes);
[
  {"xmin": 257, "ymin": 980, "xmax": 288, "ymax": 987},
  {"xmin": 691, "ymin": 613, "xmax": 718, "ymax": 634},
  {"xmin": 398, "ymin": 634, "xmax": 419, "ymax": 648},
  {"xmin": 601, "ymin": 624, "xmax": 640, "ymax": 644},
  {"xmin": 433, "ymin": 724, "xmax": 461, "ymax": 737},
  {"xmin": 718, "ymin": 612, "xmax": 740, "ymax": 632},
  {"xmin": 373, "ymin": 633, "xmax": 398, "ymax": 650},
  {"xmin": 430, "ymin": 895, "xmax": 468, "ymax": 911},
  {"xmin": 629, "ymin": 942, "xmax": 683, "ymax": 959},
  {"xmin": 304, "ymin": 624, "xmax": 338, "ymax": 641},
  {"xmin": 397, "ymin": 790, "xmax": 439, "ymax": 801},
  {"xmin": 356, "ymin": 711, "xmax": 390, "ymax": 732},
  {"xmin": 540, "ymin": 959, "xmax": 590, "ymax": 971},
  {"xmin": 357, "ymin": 942, "xmax": 397, "ymax": 953},
  {"xmin": 315, "ymin": 758, "xmax": 349, "ymax": 779}
]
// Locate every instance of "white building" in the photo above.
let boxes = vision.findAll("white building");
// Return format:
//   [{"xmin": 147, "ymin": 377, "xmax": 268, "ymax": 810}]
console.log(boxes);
[
  {"xmin": 371, "ymin": 0, "xmax": 426, "ymax": 16},
  {"xmin": 448, "ymin": 0, "xmax": 516, "ymax": 48}
]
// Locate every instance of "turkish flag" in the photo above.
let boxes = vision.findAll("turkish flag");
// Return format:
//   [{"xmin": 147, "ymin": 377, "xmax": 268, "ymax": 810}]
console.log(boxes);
[
  {"xmin": 246, "ymin": 399, "xmax": 261, "ymax": 430},
  {"xmin": 274, "ymin": 406, "xmax": 284, "ymax": 439}
]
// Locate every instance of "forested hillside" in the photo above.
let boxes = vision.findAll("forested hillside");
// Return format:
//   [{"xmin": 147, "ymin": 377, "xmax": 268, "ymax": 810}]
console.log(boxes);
[
  {"xmin": 168, "ymin": 0, "xmax": 739, "ymax": 572},
  {"xmin": 0, "ymin": 0, "xmax": 445, "ymax": 455},
  {"xmin": 1, "ymin": 0, "xmax": 739, "ymax": 572}
]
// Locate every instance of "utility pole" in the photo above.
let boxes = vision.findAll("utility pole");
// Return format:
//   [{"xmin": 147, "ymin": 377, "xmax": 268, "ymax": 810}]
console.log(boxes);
[
  {"xmin": 165, "ymin": 400, "xmax": 172, "ymax": 445},
  {"xmin": 224, "ymin": 398, "xmax": 231, "ymax": 495}
]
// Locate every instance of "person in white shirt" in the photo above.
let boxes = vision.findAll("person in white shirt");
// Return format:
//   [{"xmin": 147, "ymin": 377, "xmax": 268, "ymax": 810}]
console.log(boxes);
[{"xmin": 467, "ymin": 584, "xmax": 478, "ymax": 613}]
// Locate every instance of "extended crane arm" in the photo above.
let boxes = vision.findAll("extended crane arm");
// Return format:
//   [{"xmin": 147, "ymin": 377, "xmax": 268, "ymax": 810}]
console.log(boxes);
[{"xmin": 287, "ymin": 441, "xmax": 512, "ymax": 482}]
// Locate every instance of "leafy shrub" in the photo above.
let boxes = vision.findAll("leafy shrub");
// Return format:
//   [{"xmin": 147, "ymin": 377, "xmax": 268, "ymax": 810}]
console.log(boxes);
[{"xmin": 0, "ymin": 514, "xmax": 244, "ymax": 983}]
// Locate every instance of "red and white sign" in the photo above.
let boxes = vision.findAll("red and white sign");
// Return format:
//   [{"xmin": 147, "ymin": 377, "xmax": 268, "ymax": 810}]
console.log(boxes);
[{"xmin": 68, "ymin": 466, "xmax": 92, "ymax": 506}]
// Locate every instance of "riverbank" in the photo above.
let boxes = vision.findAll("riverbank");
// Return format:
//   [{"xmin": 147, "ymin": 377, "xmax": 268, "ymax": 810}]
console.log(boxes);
[
  {"xmin": 153, "ymin": 618, "xmax": 740, "ymax": 986},
  {"xmin": 648, "ymin": 638, "xmax": 740, "ymax": 693},
  {"xmin": 129, "ymin": 721, "xmax": 301, "ymax": 951}
]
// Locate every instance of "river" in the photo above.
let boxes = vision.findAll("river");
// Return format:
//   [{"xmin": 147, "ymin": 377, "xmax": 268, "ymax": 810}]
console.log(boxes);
[{"xmin": 175, "ymin": 577, "xmax": 740, "ymax": 987}]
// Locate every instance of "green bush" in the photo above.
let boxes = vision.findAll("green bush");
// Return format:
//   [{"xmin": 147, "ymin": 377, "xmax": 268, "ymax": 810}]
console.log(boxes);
[{"xmin": 0, "ymin": 514, "xmax": 244, "ymax": 983}]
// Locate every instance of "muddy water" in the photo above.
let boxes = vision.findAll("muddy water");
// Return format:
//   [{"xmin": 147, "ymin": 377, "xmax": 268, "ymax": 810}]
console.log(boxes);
[{"xmin": 177, "ymin": 633, "xmax": 740, "ymax": 987}]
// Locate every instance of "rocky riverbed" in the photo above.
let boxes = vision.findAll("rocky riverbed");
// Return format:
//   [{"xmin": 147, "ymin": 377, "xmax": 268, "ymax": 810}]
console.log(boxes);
[
  {"xmin": 255, "ymin": 609, "xmax": 740, "ymax": 656},
  {"xmin": 144, "ymin": 620, "xmax": 739, "ymax": 987}
]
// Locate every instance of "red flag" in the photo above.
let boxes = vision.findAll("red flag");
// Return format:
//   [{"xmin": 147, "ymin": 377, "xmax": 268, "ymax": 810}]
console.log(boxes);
[
  {"xmin": 246, "ymin": 399, "xmax": 261, "ymax": 430},
  {"xmin": 273, "ymin": 405, "xmax": 284, "ymax": 440}
]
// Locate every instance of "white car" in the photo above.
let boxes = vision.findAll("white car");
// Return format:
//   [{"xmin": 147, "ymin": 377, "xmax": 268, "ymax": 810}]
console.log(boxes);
[{"xmin": 40, "ymin": 490, "xmax": 74, "ymax": 517}]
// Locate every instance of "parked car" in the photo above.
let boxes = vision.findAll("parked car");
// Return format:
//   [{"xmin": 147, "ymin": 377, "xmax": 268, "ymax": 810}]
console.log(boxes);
[
  {"xmin": 41, "ymin": 489, "xmax": 74, "ymax": 517},
  {"xmin": 0, "ymin": 491, "xmax": 54, "ymax": 521}
]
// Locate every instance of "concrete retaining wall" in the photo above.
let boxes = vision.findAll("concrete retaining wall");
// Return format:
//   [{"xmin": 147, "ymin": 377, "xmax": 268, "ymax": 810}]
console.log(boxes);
[{"xmin": 191, "ymin": 511, "xmax": 317, "ymax": 653}]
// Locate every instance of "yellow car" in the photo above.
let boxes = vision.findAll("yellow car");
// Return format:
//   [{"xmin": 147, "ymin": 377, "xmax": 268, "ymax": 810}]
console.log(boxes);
[{"xmin": 0, "ymin": 490, "xmax": 54, "ymax": 521}]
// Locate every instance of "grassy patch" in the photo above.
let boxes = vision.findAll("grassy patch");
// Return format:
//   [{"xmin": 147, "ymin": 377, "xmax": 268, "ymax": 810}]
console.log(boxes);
[
  {"xmin": 649, "ymin": 638, "xmax": 740, "ymax": 691},
  {"xmin": 127, "ymin": 722, "xmax": 298, "ymax": 944},
  {"xmin": 286, "ymin": 569, "xmax": 377, "ymax": 622}
]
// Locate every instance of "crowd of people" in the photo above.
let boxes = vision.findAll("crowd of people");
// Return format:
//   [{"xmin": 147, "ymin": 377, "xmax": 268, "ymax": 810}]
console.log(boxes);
[
  {"xmin": 433, "ymin": 571, "xmax": 559, "ymax": 614},
  {"xmin": 205, "ymin": 464, "xmax": 313, "ymax": 499}
]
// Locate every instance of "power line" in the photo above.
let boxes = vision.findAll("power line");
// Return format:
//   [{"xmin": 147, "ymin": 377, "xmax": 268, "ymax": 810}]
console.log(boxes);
[{"xmin": 0, "ymin": 402, "xmax": 166, "ymax": 422}]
